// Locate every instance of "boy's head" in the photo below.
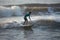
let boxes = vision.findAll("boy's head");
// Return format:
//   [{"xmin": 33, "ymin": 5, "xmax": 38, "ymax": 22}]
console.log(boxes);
[{"xmin": 29, "ymin": 12, "xmax": 31, "ymax": 14}]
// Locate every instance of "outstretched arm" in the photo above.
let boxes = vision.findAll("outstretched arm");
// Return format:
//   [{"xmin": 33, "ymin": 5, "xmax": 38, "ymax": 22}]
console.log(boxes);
[{"xmin": 29, "ymin": 15, "xmax": 31, "ymax": 21}]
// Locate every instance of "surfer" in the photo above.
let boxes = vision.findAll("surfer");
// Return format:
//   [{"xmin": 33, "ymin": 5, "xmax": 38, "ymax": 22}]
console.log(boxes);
[{"xmin": 23, "ymin": 12, "xmax": 31, "ymax": 25}]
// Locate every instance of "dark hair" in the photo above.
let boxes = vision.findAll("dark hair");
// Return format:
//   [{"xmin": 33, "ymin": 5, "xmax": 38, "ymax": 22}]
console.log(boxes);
[{"xmin": 29, "ymin": 12, "xmax": 31, "ymax": 14}]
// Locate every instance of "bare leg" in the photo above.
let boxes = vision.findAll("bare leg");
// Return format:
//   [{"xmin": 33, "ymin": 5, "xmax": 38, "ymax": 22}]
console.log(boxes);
[
  {"xmin": 23, "ymin": 20, "xmax": 28, "ymax": 25},
  {"xmin": 23, "ymin": 21, "xmax": 25, "ymax": 25},
  {"xmin": 25, "ymin": 20, "xmax": 28, "ymax": 25}
]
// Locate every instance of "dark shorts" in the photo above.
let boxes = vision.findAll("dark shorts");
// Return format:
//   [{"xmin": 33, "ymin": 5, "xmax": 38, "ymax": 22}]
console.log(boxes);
[{"xmin": 24, "ymin": 17, "xmax": 27, "ymax": 21}]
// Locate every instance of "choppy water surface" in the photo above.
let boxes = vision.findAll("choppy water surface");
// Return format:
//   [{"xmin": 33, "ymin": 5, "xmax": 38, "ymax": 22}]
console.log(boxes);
[
  {"xmin": 0, "ymin": 15, "xmax": 60, "ymax": 40},
  {"xmin": 0, "ymin": 26, "xmax": 60, "ymax": 40}
]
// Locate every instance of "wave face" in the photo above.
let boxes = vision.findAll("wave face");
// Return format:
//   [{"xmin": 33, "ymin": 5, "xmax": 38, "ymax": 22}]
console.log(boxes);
[{"xmin": 0, "ymin": 6, "xmax": 25, "ymax": 17}]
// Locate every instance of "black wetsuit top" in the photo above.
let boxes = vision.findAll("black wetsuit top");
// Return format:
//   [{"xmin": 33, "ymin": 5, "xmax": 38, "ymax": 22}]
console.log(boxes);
[{"xmin": 24, "ymin": 13, "xmax": 30, "ymax": 21}]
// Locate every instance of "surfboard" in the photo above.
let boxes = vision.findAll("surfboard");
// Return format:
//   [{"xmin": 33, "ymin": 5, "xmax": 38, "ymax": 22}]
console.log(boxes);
[
  {"xmin": 20, "ymin": 24, "xmax": 33, "ymax": 30},
  {"xmin": 20, "ymin": 21, "xmax": 34, "ymax": 28},
  {"xmin": 20, "ymin": 24, "xmax": 33, "ymax": 27}
]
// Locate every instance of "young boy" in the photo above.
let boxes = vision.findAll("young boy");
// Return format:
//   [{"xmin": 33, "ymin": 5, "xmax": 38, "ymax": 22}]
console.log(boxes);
[{"xmin": 24, "ymin": 12, "xmax": 31, "ymax": 25}]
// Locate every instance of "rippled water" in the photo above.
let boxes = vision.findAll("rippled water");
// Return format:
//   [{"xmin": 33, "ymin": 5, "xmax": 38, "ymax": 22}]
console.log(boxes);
[
  {"xmin": 0, "ymin": 15, "xmax": 60, "ymax": 40},
  {"xmin": 0, "ymin": 26, "xmax": 60, "ymax": 40}
]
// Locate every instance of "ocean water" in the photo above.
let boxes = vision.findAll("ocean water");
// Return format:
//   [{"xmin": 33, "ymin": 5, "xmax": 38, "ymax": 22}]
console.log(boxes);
[{"xmin": 0, "ymin": 15, "xmax": 60, "ymax": 40}]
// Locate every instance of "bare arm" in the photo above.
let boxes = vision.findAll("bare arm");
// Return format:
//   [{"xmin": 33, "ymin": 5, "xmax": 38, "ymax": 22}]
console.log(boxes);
[{"xmin": 29, "ymin": 15, "xmax": 31, "ymax": 21}]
